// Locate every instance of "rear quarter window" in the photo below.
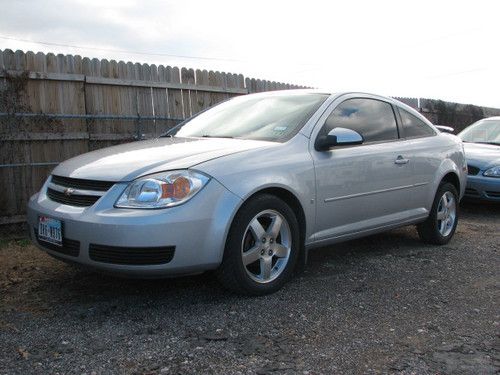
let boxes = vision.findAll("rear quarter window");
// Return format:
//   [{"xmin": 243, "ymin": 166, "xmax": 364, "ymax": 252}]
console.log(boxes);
[{"xmin": 399, "ymin": 108, "xmax": 436, "ymax": 138}]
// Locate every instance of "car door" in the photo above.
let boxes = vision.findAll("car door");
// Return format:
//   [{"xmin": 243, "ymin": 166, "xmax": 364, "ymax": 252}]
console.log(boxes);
[
  {"xmin": 309, "ymin": 95, "xmax": 416, "ymax": 242},
  {"xmin": 396, "ymin": 107, "xmax": 443, "ymax": 210}
]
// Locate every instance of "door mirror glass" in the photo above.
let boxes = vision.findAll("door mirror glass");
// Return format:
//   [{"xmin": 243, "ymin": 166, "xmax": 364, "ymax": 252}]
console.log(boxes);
[{"xmin": 316, "ymin": 127, "xmax": 364, "ymax": 150}]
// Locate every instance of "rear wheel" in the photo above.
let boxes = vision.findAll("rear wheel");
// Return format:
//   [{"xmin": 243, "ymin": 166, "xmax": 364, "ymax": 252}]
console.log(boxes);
[
  {"xmin": 216, "ymin": 194, "xmax": 300, "ymax": 295},
  {"xmin": 417, "ymin": 182, "xmax": 459, "ymax": 245}
]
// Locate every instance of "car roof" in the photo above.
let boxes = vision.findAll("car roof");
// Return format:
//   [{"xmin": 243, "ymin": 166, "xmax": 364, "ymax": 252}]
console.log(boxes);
[
  {"xmin": 251, "ymin": 89, "xmax": 433, "ymax": 124},
  {"xmin": 250, "ymin": 89, "xmax": 409, "ymax": 106}
]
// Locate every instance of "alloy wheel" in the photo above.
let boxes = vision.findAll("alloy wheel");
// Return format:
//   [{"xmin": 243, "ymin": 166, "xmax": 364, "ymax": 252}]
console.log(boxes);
[
  {"xmin": 436, "ymin": 191, "xmax": 456, "ymax": 237},
  {"xmin": 241, "ymin": 209, "xmax": 292, "ymax": 284}
]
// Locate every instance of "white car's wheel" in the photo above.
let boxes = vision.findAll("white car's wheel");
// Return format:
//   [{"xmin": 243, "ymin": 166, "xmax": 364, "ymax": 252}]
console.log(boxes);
[
  {"xmin": 216, "ymin": 194, "xmax": 300, "ymax": 295},
  {"xmin": 417, "ymin": 182, "xmax": 459, "ymax": 245}
]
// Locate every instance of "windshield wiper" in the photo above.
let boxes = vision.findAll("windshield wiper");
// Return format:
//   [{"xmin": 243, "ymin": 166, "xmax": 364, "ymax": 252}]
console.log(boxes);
[
  {"xmin": 475, "ymin": 141, "xmax": 500, "ymax": 146},
  {"xmin": 202, "ymin": 135, "xmax": 234, "ymax": 139}
]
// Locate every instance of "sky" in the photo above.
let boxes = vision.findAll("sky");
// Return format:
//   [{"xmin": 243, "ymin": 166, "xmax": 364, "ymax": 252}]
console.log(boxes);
[{"xmin": 1, "ymin": 0, "xmax": 499, "ymax": 108}]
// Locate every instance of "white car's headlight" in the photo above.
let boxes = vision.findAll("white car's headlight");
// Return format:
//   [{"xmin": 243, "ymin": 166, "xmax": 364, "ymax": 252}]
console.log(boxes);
[
  {"xmin": 115, "ymin": 170, "xmax": 210, "ymax": 208},
  {"xmin": 483, "ymin": 166, "xmax": 500, "ymax": 178}
]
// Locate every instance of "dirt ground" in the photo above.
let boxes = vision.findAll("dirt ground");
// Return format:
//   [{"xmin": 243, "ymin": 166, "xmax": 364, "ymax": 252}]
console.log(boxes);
[{"xmin": 0, "ymin": 202, "xmax": 498, "ymax": 374}]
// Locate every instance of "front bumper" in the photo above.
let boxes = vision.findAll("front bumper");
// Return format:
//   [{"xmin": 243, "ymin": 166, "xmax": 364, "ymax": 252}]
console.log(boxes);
[
  {"xmin": 27, "ymin": 179, "xmax": 241, "ymax": 277},
  {"xmin": 464, "ymin": 175, "xmax": 500, "ymax": 202}
]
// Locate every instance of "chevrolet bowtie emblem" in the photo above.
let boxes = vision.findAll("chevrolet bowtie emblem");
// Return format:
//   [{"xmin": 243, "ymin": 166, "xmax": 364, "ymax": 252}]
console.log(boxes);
[{"xmin": 64, "ymin": 188, "xmax": 75, "ymax": 196}]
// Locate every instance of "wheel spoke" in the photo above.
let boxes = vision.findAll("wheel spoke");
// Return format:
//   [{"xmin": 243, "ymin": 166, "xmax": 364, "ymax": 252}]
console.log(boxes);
[
  {"xmin": 260, "ymin": 257, "xmax": 272, "ymax": 280},
  {"xmin": 438, "ymin": 197, "xmax": 445, "ymax": 211},
  {"xmin": 445, "ymin": 193, "xmax": 453, "ymax": 209},
  {"xmin": 445, "ymin": 194, "xmax": 455, "ymax": 210},
  {"xmin": 274, "ymin": 244, "xmax": 288, "ymax": 258},
  {"xmin": 242, "ymin": 244, "xmax": 262, "ymax": 266},
  {"xmin": 249, "ymin": 218, "xmax": 266, "ymax": 240},
  {"xmin": 437, "ymin": 210, "xmax": 446, "ymax": 220},
  {"xmin": 449, "ymin": 199, "xmax": 456, "ymax": 213},
  {"xmin": 268, "ymin": 215, "xmax": 282, "ymax": 238},
  {"xmin": 438, "ymin": 221, "xmax": 445, "ymax": 234}
]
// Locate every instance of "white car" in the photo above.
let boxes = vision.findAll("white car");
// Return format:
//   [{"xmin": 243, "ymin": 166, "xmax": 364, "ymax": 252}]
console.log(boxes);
[{"xmin": 28, "ymin": 91, "xmax": 467, "ymax": 295}]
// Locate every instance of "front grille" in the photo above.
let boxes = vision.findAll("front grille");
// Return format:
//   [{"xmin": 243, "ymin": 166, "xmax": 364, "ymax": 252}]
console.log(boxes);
[
  {"xmin": 465, "ymin": 188, "xmax": 480, "ymax": 196},
  {"xmin": 47, "ymin": 188, "xmax": 100, "ymax": 207},
  {"xmin": 46, "ymin": 175, "xmax": 116, "ymax": 207},
  {"xmin": 34, "ymin": 228, "xmax": 80, "ymax": 257},
  {"xmin": 485, "ymin": 191, "xmax": 500, "ymax": 198},
  {"xmin": 51, "ymin": 175, "xmax": 115, "ymax": 191},
  {"xmin": 467, "ymin": 165, "xmax": 480, "ymax": 175},
  {"xmin": 89, "ymin": 244, "xmax": 175, "ymax": 265}
]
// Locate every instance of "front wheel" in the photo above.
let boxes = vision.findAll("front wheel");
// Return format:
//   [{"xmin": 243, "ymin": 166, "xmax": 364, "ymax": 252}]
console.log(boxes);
[
  {"xmin": 417, "ymin": 182, "xmax": 459, "ymax": 245},
  {"xmin": 216, "ymin": 194, "xmax": 300, "ymax": 295}
]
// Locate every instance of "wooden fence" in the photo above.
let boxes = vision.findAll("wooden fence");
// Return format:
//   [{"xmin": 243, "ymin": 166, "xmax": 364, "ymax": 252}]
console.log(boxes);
[
  {"xmin": 0, "ymin": 49, "xmax": 308, "ymax": 224},
  {"xmin": 2, "ymin": 49, "xmax": 500, "ymax": 226}
]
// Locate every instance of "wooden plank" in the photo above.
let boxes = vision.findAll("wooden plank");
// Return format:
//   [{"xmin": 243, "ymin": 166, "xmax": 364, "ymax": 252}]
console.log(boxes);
[
  {"xmin": 0, "ymin": 132, "xmax": 155, "ymax": 148},
  {"xmin": 1, "ymin": 132, "xmax": 89, "ymax": 141},
  {"xmin": 46, "ymin": 53, "xmax": 58, "ymax": 73},
  {"xmin": 208, "ymin": 71, "xmax": 226, "ymax": 107},
  {"xmin": 116, "ymin": 61, "xmax": 138, "ymax": 135},
  {"xmin": 0, "ymin": 70, "xmax": 248, "ymax": 94},
  {"xmin": 195, "ymin": 69, "xmax": 211, "ymax": 112},
  {"xmin": 225, "ymin": 73, "xmax": 237, "ymax": 100},
  {"xmin": 181, "ymin": 68, "xmax": 195, "ymax": 117},
  {"xmin": 85, "ymin": 75, "xmax": 247, "ymax": 93},
  {"xmin": 136, "ymin": 63, "xmax": 154, "ymax": 136},
  {"xmin": 100, "ymin": 59, "xmax": 113, "ymax": 135},
  {"xmin": 0, "ymin": 215, "xmax": 26, "ymax": 225},
  {"xmin": 0, "ymin": 164, "xmax": 53, "ymax": 217},
  {"xmin": 109, "ymin": 59, "xmax": 119, "ymax": 79},
  {"xmin": 0, "ymin": 167, "xmax": 17, "ymax": 216},
  {"xmin": 89, "ymin": 133, "xmax": 137, "ymax": 141},
  {"xmin": 85, "ymin": 58, "xmax": 105, "ymax": 148},
  {"xmin": 236, "ymin": 74, "xmax": 245, "ymax": 91},
  {"xmin": 152, "ymin": 65, "xmax": 170, "ymax": 135},
  {"xmin": 0, "ymin": 50, "xmax": 4, "ymax": 70},
  {"xmin": 2, "ymin": 49, "xmax": 14, "ymax": 70},
  {"xmin": 14, "ymin": 50, "xmax": 25, "ymax": 71},
  {"xmin": 245, "ymin": 78, "xmax": 256, "ymax": 93},
  {"xmin": 167, "ymin": 66, "xmax": 184, "ymax": 119},
  {"xmin": 0, "ymin": 162, "xmax": 59, "ymax": 168}
]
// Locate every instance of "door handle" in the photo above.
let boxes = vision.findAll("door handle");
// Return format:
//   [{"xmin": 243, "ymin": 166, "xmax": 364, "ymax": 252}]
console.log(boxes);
[{"xmin": 395, "ymin": 156, "xmax": 409, "ymax": 165}]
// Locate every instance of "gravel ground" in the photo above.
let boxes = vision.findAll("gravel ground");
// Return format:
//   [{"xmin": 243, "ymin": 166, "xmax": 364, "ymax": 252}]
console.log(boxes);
[{"xmin": 0, "ymin": 202, "xmax": 498, "ymax": 375}]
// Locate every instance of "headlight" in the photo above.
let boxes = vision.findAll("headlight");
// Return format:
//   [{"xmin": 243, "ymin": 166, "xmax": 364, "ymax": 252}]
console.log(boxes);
[
  {"xmin": 483, "ymin": 166, "xmax": 500, "ymax": 178},
  {"xmin": 115, "ymin": 170, "xmax": 210, "ymax": 208}
]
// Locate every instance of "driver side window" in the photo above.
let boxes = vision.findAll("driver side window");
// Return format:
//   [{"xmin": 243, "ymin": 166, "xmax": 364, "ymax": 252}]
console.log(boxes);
[{"xmin": 322, "ymin": 98, "xmax": 399, "ymax": 143}]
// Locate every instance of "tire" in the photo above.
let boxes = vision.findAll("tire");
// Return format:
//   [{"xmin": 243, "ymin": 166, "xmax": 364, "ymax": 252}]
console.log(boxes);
[
  {"xmin": 216, "ymin": 194, "xmax": 300, "ymax": 296},
  {"xmin": 417, "ymin": 182, "xmax": 459, "ymax": 245}
]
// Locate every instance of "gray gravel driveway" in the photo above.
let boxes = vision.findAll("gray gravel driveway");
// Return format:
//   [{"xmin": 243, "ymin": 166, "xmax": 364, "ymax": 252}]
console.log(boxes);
[{"xmin": 0, "ymin": 202, "xmax": 498, "ymax": 374}]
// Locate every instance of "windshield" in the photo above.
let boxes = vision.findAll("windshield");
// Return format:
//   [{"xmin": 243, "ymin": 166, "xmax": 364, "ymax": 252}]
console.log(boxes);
[
  {"xmin": 167, "ymin": 93, "xmax": 328, "ymax": 142},
  {"xmin": 458, "ymin": 119, "xmax": 500, "ymax": 145}
]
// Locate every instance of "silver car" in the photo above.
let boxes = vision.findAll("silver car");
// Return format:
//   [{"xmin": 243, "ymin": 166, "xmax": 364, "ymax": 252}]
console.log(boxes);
[
  {"xmin": 28, "ymin": 91, "xmax": 467, "ymax": 295},
  {"xmin": 458, "ymin": 117, "xmax": 500, "ymax": 202}
]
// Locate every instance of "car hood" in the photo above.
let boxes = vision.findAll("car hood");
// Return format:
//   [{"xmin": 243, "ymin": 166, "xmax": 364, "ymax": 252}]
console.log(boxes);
[
  {"xmin": 463, "ymin": 142, "xmax": 500, "ymax": 169},
  {"xmin": 52, "ymin": 137, "xmax": 277, "ymax": 181}
]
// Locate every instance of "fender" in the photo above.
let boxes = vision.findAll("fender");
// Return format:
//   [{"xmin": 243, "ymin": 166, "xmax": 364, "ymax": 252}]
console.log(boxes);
[{"xmin": 428, "ymin": 158, "xmax": 465, "ymax": 209}]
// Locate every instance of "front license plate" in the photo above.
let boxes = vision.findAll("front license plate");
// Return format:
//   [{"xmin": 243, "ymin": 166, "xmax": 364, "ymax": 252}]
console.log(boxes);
[{"xmin": 38, "ymin": 216, "xmax": 62, "ymax": 246}]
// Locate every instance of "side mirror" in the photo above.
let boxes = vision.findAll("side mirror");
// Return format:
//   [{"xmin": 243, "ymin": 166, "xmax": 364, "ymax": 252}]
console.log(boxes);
[
  {"xmin": 316, "ymin": 127, "xmax": 364, "ymax": 151},
  {"xmin": 435, "ymin": 125, "xmax": 455, "ymax": 134}
]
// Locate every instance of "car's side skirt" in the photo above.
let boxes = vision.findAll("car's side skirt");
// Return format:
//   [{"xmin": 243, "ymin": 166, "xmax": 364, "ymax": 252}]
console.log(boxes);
[{"xmin": 306, "ymin": 208, "xmax": 429, "ymax": 250}]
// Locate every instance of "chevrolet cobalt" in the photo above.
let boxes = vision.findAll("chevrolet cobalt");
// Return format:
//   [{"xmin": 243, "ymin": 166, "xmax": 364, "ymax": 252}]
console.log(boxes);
[{"xmin": 28, "ymin": 91, "xmax": 467, "ymax": 295}]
